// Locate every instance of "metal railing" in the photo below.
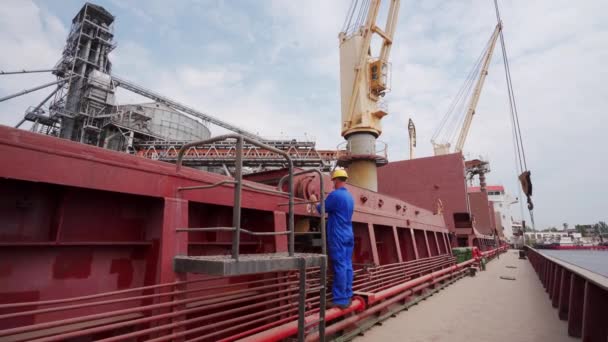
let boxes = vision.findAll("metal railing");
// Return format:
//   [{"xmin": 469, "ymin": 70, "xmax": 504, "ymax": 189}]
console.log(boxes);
[
  {"xmin": 277, "ymin": 169, "xmax": 327, "ymax": 255},
  {"xmin": 175, "ymin": 135, "xmax": 327, "ymax": 341},
  {"xmin": 336, "ymin": 140, "xmax": 389, "ymax": 165},
  {"xmin": 0, "ymin": 271, "xmax": 323, "ymax": 341},
  {"xmin": 175, "ymin": 134, "xmax": 296, "ymax": 259},
  {"xmin": 527, "ymin": 247, "xmax": 608, "ymax": 340}
]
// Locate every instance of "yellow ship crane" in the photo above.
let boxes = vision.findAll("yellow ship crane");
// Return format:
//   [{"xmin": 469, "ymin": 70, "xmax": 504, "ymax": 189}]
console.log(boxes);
[
  {"xmin": 338, "ymin": 0, "xmax": 400, "ymax": 191},
  {"xmin": 431, "ymin": 22, "xmax": 502, "ymax": 155}
]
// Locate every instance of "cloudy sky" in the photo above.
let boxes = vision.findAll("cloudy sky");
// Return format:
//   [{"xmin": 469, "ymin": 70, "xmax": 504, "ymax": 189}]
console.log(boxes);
[{"xmin": 1, "ymin": 0, "xmax": 606, "ymax": 229}]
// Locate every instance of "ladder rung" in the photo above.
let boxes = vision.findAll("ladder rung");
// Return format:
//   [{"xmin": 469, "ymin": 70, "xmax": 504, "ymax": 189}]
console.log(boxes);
[{"xmin": 176, "ymin": 227, "xmax": 235, "ymax": 232}]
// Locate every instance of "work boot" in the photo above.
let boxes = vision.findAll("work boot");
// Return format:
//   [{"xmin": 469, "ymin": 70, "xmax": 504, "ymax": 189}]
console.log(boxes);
[{"xmin": 328, "ymin": 299, "xmax": 352, "ymax": 310}]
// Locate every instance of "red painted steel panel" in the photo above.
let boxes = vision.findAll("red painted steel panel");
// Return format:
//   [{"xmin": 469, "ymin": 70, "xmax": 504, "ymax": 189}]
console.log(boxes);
[
  {"xmin": 569, "ymin": 271, "xmax": 584, "ymax": 337},
  {"xmin": 352, "ymin": 222, "xmax": 374, "ymax": 265},
  {"xmin": 581, "ymin": 281, "xmax": 608, "ymax": 341},
  {"xmin": 377, "ymin": 153, "xmax": 468, "ymax": 233},
  {"xmin": 558, "ymin": 269, "xmax": 571, "ymax": 320},
  {"xmin": 489, "ymin": 202, "xmax": 498, "ymax": 234},
  {"xmin": 367, "ymin": 223, "xmax": 381, "ymax": 265},
  {"xmin": 0, "ymin": 125, "xmax": 460, "ymax": 340},
  {"xmin": 413, "ymin": 230, "xmax": 429, "ymax": 258},
  {"xmin": 159, "ymin": 198, "xmax": 188, "ymax": 284},
  {"xmin": 392, "ymin": 226, "xmax": 403, "ymax": 263},
  {"xmin": 409, "ymin": 228, "xmax": 420, "ymax": 260},
  {"xmin": 372, "ymin": 225, "xmax": 399, "ymax": 264},
  {"xmin": 273, "ymin": 211, "xmax": 288, "ymax": 253},
  {"xmin": 426, "ymin": 231, "xmax": 439, "ymax": 256},
  {"xmin": 552, "ymin": 266, "xmax": 561, "ymax": 307},
  {"xmin": 468, "ymin": 191, "xmax": 495, "ymax": 236},
  {"xmin": 396, "ymin": 228, "xmax": 416, "ymax": 261}
]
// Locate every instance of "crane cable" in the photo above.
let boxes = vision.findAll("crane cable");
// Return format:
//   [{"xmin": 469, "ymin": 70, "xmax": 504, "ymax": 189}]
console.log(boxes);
[
  {"xmin": 493, "ymin": 0, "xmax": 535, "ymax": 229},
  {"xmin": 342, "ymin": 0, "xmax": 372, "ymax": 35},
  {"xmin": 342, "ymin": 0, "xmax": 357, "ymax": 33}
]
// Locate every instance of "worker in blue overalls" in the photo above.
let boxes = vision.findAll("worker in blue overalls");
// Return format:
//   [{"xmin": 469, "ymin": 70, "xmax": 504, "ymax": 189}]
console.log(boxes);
[{"xmin": 312, "ymin": 169, "xmax": 354, "ymax": 309}]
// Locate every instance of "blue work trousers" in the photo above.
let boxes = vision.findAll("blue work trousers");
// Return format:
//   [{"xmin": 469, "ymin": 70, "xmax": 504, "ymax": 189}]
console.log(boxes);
[{"xmin": 328, "ymin": 240, "xmax": 354, "ymax": 305}]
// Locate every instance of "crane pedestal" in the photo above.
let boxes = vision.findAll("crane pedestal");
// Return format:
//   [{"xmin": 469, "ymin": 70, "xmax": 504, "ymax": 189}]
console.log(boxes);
[{"xmin": 338, "ymin": 132, "xmax": 388, "ymax": 191}]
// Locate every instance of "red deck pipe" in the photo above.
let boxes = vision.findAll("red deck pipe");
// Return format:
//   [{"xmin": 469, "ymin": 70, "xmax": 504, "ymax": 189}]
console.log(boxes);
[
  {"xmin": 239, "ymin": 254, "xmax": 487, "ymax": 342},
  {"xmin": 218, "ymin": 315, "xmax": 298, "ymax": 342},
  {"xmin": 306, "ymin": 269, "xmax": 467, "ymax": 341},
  {"xmin": 238, "ymin": 297, "xmax": 365, "ymax": 342},
  {"xmin": 366, "ymin": 258, "xmax": 476, "ymax": 305}
]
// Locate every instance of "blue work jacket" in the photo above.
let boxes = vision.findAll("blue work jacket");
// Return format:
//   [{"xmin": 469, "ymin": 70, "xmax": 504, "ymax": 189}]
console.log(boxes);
[{"xmin": 317, "ymin": 187, "xmax": 354, "ymax": 246}]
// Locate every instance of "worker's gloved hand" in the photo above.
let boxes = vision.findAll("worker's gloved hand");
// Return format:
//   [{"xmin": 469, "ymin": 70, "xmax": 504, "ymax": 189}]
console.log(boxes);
[{"xmin": 309, "ymin": 194, "xmax": 318, "ymax": 202}]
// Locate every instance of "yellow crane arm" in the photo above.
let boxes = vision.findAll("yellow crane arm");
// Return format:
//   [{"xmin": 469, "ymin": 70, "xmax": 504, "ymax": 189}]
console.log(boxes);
[
  {"xmin": 454, "ymin": 22, "xmax": 502, "ymax": 152},
  {"xmin": 339, "ymin": 0, "xmax": 400, "ymax": 138}
]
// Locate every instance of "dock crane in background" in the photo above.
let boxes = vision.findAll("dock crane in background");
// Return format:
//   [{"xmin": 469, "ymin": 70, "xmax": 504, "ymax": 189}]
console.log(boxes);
[
  {"xmin": 338, "ymin": 0, "xmax": 400, "ymax": 191},
  {"xmin": 431, "ymin": 22, "xmax": 502, "ymax": 156},
  {"xmin": 431, "ymin": 0, "xmax": 535, "ymax": 228},
  {"xmin": 408, "ymin": 118, "xmax": 416, "ymax": 159}
]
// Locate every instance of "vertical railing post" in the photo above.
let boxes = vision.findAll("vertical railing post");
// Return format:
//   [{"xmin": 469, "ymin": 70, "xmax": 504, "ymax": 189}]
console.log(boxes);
[
  {"xmin": 319, "ymin": 256, "xmax": 327, "ymax": 342},
  {"xmin": 288, "ymin": 160, "xmax": 295, "ymax": 256},
  {"xmin": 319, "ymin": 180, "xmax": 326, "ymax": 256},
  {"xmin": 558, "ymin": 269, "xmax": 570, "ymax": 320},
  {"xmin": 232, "ymin": 136, "xmax": 244, "ymax": 260},
  {"xmin": 297, "ymin": 258, "xmax": 307, "ymax": 342},
  {"xmin": 393, "ymin": 226, "xmax": 403, "ymax": 262},
  {"xmin": 568, "ymin": 274, "xmax": 585, "ymax": 337},
  {"xmin": 410, "ymin": 228, "xmax": 420, "ymax": 260}
]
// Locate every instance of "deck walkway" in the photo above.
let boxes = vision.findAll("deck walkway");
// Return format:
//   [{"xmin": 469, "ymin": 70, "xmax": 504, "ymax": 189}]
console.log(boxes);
[{"xmin": 357, "ymin": 250, "xmax": 578, "ymax": 342}]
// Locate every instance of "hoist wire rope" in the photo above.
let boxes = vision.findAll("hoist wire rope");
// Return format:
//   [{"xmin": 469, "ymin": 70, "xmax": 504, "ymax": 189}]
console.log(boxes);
[
  {"xmin": 355, "ymin": 0, "xmax": 366, "ymax": 30},
  {"xmin": 494, "ymin": 0, "xmax": 534, "ymax": 228},
  {"xmin": 446, "ymin": 64, "xmax": 483, "ymax": 144},
  {"xmin": 431, "ymin": 57, "xmax": 478, "ymax": 142},
  {"xmin": 342, "ymin": 0, "xmax": 357, "ymax": 33},
  {"xmin": 360, "ymin": 0, "xmax": 372, "ymax": 28},
  {"xmin": 432, "ymin": 34, "xmax": 492, "ymax": 144},
  {"xmin": 494, "ymin": 0, "xmax": 527, "ymax": 172},
  {"xmin": 433, "ymin": 36, "xmax": 493, "ymax": 143},
  {"xmin": 511, "ymin": 108, "xmax": 527, "ymax": 222}
]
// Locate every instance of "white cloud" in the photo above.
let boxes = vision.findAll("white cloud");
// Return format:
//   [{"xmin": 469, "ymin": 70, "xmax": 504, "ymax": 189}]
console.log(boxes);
[
  {"xmin": 0, "ymin": 0, "xmax": 65, "ymax": 126},
  {"xmin": 373, "ymin": 0, "xmax": 608, "ymax": 227},
  {"xmin": 265, "ymin": 0, "xmax": 349, "ymax": 76},
  {"xmin": 1, "ymin": 0, "xmax": 607, "ymax": 229}
]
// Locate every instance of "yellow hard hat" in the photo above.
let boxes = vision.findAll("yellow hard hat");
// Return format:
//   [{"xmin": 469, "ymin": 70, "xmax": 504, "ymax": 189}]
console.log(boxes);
[{"xmin": 331, "ymin": 169, "xmax": 348, "ymax": 180}]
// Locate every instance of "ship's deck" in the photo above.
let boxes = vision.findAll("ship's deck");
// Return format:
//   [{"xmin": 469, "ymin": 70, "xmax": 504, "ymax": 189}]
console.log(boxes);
[{"xmin": 357, "ymin": 250, "xmax": 578, "ymax": 342}]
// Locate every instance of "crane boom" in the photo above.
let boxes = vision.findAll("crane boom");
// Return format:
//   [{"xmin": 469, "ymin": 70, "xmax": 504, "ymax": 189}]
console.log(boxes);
[
  {"xmin": 340, "ymin": 0, "xmax": 400, "ymax": 138},
  {"xmin": 454, "ymin": 23, "xmax": 502, "ymax": 152},
  {"xmin": 338, "ymin": 0, "xmax": 400, "ymax": 191},
  {"xmin": 432, "ymin": 23, "xmax": 502, "ymax": 155}
]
